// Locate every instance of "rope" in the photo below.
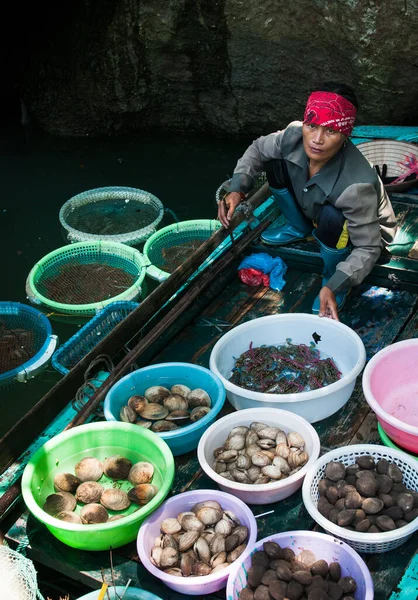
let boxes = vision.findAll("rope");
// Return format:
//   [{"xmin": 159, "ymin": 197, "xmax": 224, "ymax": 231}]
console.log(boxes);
[{"xmin": 72, "ymin": 354, "xmax": 115, "ymax": 415}]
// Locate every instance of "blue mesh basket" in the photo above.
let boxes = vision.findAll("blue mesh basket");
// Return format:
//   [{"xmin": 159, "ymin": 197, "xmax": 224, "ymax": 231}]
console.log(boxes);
[
  {"xmin": 0, "ymin": 302, "xmax": 57, "ymax": 387},
  {"xmin": 52, "ymin": 301, "xmax": 139, "ymax": 375}
]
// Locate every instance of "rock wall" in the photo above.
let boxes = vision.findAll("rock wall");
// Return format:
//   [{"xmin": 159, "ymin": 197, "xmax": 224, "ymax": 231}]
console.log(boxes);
[{"xmin": 22, "ymin": 0, "xmax": 418, "ymax": 136}]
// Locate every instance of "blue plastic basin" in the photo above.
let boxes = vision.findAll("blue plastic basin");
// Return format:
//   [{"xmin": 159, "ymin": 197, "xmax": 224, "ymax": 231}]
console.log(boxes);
[{"xmin": 104, "ymin": 362, "xmax": 226, "ymax": 456}]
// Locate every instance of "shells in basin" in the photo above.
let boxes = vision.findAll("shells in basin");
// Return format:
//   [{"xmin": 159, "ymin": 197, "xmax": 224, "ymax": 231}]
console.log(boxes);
[
  {"xmin": 151, "ymin": 420, "xmax": 178, "ymax": 432},
  {"xmin": 53, "ymin": 472, "xmax": 81, "ymax": 494},
  {"xmin": 56, "ymin": 510, "xmax": 82, "ymax": 524},
  {"xmin": 170, "ymin": 384, "xmax": 191, "ymax": 397},
  {"xmin": 80, "ymin": 503, "xmax": 109, "ymax": 524},
  {"xmin": 128, "ymin": 461, "xmax": 155, "ymax": 485},
  {"xmin": 128, "ymin": 395, "xmax": 148, "ymax": 414},
  {"xmin": 43, "ymin": 492, "xmax": 77, "ymax": 516},
  {"xmin": 190, "ymin": 406, "xmax": 210, "ymax": 423},
  {"xmin": 128, "ymin": 483, "xmax": 159, "ymax": 505},
  {"xmin": 75, "ymin": 481, "xmax": 104, "ymax": 504},
  {"xmin": 120, "ymin": 405, "xmax": 137, "ymax": 423},
  {"xmin": 187, "ymin": 389, "xmax": 211, "ymax": 409},
  {"xmin": 139, "ymin": 403, "xmax": 169, "ymax": 421},
  {"xmin": 166, "ymin": 410, "xmax": 189, "ymax": 423},
  {"xmin": 144, "ymin": 386, "xmax": 170, "ymax": 404},
  {"xmin": 103, "ymin": 455, "xmax": 132, "ymax": 480},
  {"xmin": 163, "ymin": 394, "xmax": 188, "ymax": 412},
  {"xmin": 100, "ymin": 488, "xmax": 131, "ymax": 511},
  {"xmin": 74, "ymin": 457, "xmax": 104, "ymax": 482}
]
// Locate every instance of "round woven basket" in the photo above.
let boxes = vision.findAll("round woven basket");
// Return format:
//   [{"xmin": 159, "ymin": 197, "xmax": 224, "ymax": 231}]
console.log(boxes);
[
  {"xmin": 59, "ymin": 186, "xmax": 164, "ymax": 245},
  {"xmin": 26, "ymin": 241, "xmax": 147, "ymax": 316},
  {"xmin": 0, "ymin": 302, "xmax": 57, "ymax": 386},
  {"xmin": 357, "ymin": 140, "xmax": 418, "ymax": 192},
  {"xmin": 143, "ymin": 219, "xmax": 221, "ymax": 282},
  {"xmin": 302, "ymin": 444, "xmax": 418, "ymax": 553}
]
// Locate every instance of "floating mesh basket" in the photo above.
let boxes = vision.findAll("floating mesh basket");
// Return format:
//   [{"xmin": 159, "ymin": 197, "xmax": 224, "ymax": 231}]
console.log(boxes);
[
  {"xmin": 144, "ymin": 219, "xmax": 222, "ymax": 281},
  {"xmin": 52, "ymin": 300, "xmax": 139, "ymax": 375},
  {"xmin": 357, "ymin": 140, "xmax": 418, "ymax": 192},
  {"xmin": 0, "ymin": 546, "xmax": 42, "ymax": 600},
  {"xmin": 0, "ymin": 302, "xmax": 57, "ymax": 387},
  {"xmin": 59, "ymin": 186, "xmax": 164, "ymax": 245},
  {"xmin": 26, "ymin": 241, "xmax": 147, "ymax": 316}
]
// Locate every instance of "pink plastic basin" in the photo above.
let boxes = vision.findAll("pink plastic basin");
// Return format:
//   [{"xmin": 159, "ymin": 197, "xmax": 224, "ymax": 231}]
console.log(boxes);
[
  {"xmin": 363, "ymin": 339, "xmax": 418, "ymax": 453},
  {"xmin": 137, "ymin": 489, "xmax": 257, "ymax": 596},
  {"xmin": 226, "ymin": 531, "xmax": 374, "ymax": 600}
]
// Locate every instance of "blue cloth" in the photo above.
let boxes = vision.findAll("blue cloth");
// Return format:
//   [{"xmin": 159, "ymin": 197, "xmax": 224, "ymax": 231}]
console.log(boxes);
[{"xmin": 238, "ymin": 252, "xmax": 287, "ymax": 291}]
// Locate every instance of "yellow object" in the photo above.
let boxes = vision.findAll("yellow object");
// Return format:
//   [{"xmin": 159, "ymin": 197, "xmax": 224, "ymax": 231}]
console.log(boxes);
[
  {"xmin": 336, "ymin": 220, "xmax": 349, "ymax": 249},
  {"xmin": 97, "ymin": 583, "xmax": 108, "ymax": 600}
]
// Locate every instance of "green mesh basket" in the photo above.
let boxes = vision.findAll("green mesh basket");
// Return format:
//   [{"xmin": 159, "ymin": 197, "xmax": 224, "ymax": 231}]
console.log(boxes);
[
  {"xmin": 143, "ymin": 219, "xmax": 221, "ymax": 282},
  {"xmin": 59, "ymin": 186, "xmax": 164, "ymax": 245},
  {"xmin": 26, "ymin": 241, "xmax": 147, "ymax": 316}
]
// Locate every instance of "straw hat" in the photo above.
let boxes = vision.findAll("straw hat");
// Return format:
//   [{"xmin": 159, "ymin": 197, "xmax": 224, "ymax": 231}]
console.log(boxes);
[{"xmin": 357, "ymin": 140, "xmax": 418, "ymax": 192}]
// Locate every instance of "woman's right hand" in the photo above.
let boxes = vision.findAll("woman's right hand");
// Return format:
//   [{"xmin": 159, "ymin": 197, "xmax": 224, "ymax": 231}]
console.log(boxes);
[{"xmin": 217, "ymin": 192, "xmax": 242, "ymax": 228}]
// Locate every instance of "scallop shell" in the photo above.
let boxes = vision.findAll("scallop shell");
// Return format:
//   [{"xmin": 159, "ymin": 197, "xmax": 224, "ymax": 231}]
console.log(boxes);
[
  {"xmin": 74, "ymin": 457, "xmax": 104, "ymax": 483},
  {"xmin": 120, "ymin": 405, "xmax": 137, "ymax": 423},
  {"xmin": 76, "ymin": 481, "xmax": 104, "ymax": 504},
  {"xmin": 139, "ymin": 403, "xmax": 169, "ymax": 421},
  {"xmin": 53, "ymin": 472, "xmax": 81, "ymax": 494},
  {"xmin": 129, "ymin": 461, "xmax": 154, "ymax": 485},
  {"xmin": 103, "ymin": 455, "xmax": 132, "ymax": 480},
  {"xmin": 128, "ymin": 483, "xmax": 159, "ymax": 505},
  {"xmin": 170, "ymin": 384, "xmax": 191, "ymax": 397},
  {"xmin": 128, "ymin": 395, "xmax": 148, "ymax": 414},
  {"xmin": 186, "ymin": 388, "xmax": 212, "ymax": 409},
  {"xmin": 80, "ymin": 503, "xmax": 109, "ymax": 524},
  {"xmin": 100, "ymin": 488, "xmax": 131, "ymax": 511},
  {"xmin": 144, "ymin": 386, "xmax": 170, "ymax": 404},
  {"xmin": 163, "ymin": 394, "xmax": 188, "ymax": 412},
  {"xmin": 56, "ymin": 510, "xmax": 83, "ymax": 524},
  {"xmin": 43, "ymin": 492, "xmax": 77, "ymax": 517},
  {"xmin": 190, "ymin": 406, "xmax": 211, "ymax": 422},
  {"xmin": 151, "ymin": 420, "xmax": 179, "ymax": 432}
]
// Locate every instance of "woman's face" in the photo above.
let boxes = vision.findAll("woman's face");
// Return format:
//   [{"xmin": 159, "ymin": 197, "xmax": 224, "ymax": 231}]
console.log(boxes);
[{"xmin": 302, "ymin": 123, "xmax": 346, "ymax": 167}]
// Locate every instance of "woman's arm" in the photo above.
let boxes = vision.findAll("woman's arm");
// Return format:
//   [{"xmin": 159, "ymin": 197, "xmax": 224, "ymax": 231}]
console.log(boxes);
[{"xmin": 326, "ymin": 183, "xmax": 383, "ymax": 293}]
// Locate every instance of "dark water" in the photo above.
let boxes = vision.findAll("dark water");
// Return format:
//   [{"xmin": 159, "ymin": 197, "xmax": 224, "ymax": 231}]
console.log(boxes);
[{"xmin": 0, "ymin": 124, "xmax": 248, "ymax": 435}]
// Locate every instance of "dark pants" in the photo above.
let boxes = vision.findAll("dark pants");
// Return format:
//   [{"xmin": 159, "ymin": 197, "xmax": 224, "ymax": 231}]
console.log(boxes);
[{"xmin": 264, "ymin": 159, "xmax": 349, "ymax": 250}]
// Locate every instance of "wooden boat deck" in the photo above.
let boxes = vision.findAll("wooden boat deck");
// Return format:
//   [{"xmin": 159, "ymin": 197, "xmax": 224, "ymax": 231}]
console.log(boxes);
[{"xmin": 5, "ymin": 253, "xmax": 418, "ymax": 599}]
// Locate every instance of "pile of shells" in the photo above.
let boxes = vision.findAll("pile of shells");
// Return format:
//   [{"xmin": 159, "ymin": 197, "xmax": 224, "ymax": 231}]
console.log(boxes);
[
  {"xmin": 212, "ymin": 422, "xmax": 309, "ymax": 485},
  {"xmin": 317, "ymin": 455, "xmax": 418, "ymax": 533},
  {"xmin": 43, "ymin": 456, "xmax": 159, "ymax": 525},
  {"xmin": 149, "ymin": 500, "xmax": 249, "ymax": 577},
  {"xmin": 239, "ymin": 540, "xmax": 359, "ymax": 600},
  {"xmin": 120, "ymin": 384, "xmax": 212, "ymax": 432}
]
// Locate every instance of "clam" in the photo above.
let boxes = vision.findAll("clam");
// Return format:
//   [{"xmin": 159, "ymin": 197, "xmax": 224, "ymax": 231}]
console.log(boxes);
[
  {"xmin": 236, "ymin": 454, "xmax": 251, "ymax": 470},
  {"xmin": 214, "ymin": 518, "xmax": 233, "ymax": 536},
  {"xmin": 192, "ymin": 500, "xmax": 223, "ymax": 513},
  {"xmin": 166, "ymin": 410, "xmax": 190, "ymax": 423},
  {"xmin": 245, "ymin": 430, "xmax": 259, "ymax": 446},
  {"xmin": 164, "ymin": 394, "xmax": 188, "ymax": 412},
  {"xmin": 76, "ymin": 481, "xmax": 104, "ymax": 504},
  {"xmin": 232, "ymin": 525, "xmax": 249, "ymax": 544},
  {"xmin": 162, "ymin": 533, "xmax": 178, "ymax": 549},
  {"xmin": 180, "ymin": 552, "xmax": 195, "ymax": 576},
  {"xmin": 181, "ymin": 515, "xmax": 205, "ymax": 532},
  {"xmin": 287, "ymin": 450, "xmax": 309, "ymax": 469},
  {"xmin": 261, "ymin": 465, "xmax": 282, "ymax": 480},
  {"xmin": 151, "ymin": 420, "xmax": 178, "ymax": 432},
  {"xmin": 195, "ymin": 506, "xmax": 222, "ymax": 526},
  {"xmin": 139, "ymin": 403, "xmax": 169, "ymax": 421},
  {"xmin": 179, "ymin": 530, "xmax": 200, "ymax": 552},
  {"xmin": 231, "ymin": 469, "xmax": 251, "ymax": 484},
  {"xmin": 100, "ymin": 488, "xmax": 131, "ymax": 511},
  {"xmin": 210, "ymin": 533, "xmax": 226, "ymax": 554},
  {"xmin": 177, "ymin": 511, "xmax": 195, "ymax": 525},
  {"xmin": 108, "ymin": 514, "xmax": 125, "ymax": 522},
  {"xmin": 53, "ymin": 472, "xmax": 81, "ymax": 494},
  {"xmin": 164, "ymin": 568, "xmax": 183, "ymax": 577},
  {"xmin": 216, "ymin": 450, "xmax": 238, "ymax": 463},
  {"xmin": 56, "ymin": 510, "xmax": 83, "ymax": 524},
  {"xmin": 190, "ymin": 406, "xmax": 211, "ymax": 422},
  {"xmin": 74, "ymin": 457, "xmax": 104, "ymax": 482},
  {"xmin": 211, "ymin": 562, "xmax": 230, "ymax": 573},
  {"xmin": 187, "ymin": 388, "xmax": 212, "ymax": 409},
  {"xmin": 287, "ymin": 431, "xmax": 305, "ymax": 449},
  {"xmin": 257, "ymin": 427, "xmax": 279, "ymax": 440},
  {"xmin": 120, "ymin": 405, "xmax": 137, "ymax": 423},
  {"xmin": 128, "ymin": 461, "xmax": 154, "ymax": 485},
  {"xmin": 224, "ymin": 435, "xmax": 246, "ymax": 451},
  {"xmin": 210, "ymin": 551, "xmax": 227, "ymax": 567},
  {"xmin": 275, "ymin": 443, "xmax": 290, "ymax": 460},
  {"xmin": 80, "ymin": 503, "xmax": 109, "ymax": 524},
  {"xmin": 273, "ymin": 455, "xmax": 291, "ymax": 474},
  {"xmin": 257, "ymin": 438, "xmax": 276, "ymax": 449},
  {"xmin": 192, "ymin": 561, "xmax": 212, "ymax": 576},
  {"xmin": 251, "ymin": 452, "xmax": 271, "ymax": 467},
  {"xmin": 103, "ymin": 455, "xmax": 132, "ymax": 480},
  {"xmin": 151, "ymin": 546, "xmax": 163, "ymax": 567},
  {"xmin": 170, "ymin": 384, "xmax": 191, "ymax": 397},
  {"xmin": 161, "ymin": 517, "xmax": 182, "ymax": 535},
  {"xmin": 43, "ymin": 492, "xmax": 77, "ymax": 517},
  {"xmin": 135, "ymin": 420, "xmax": 152, "ymax": 429},
  {"xmin": 194, "ymin": 537, "xmax": 211, "ymax": 563},
  {"xmin": 128, "ymin": 395, "xmax": 148, "ymax": 414},
  {"xmin": 128, "ymin": 483, "xmax": 159, "ymax": 505},
  {"xmin": 228, "ymin": 426, "xmax": 249, "ymax": 438},
  {"xmin": 144, "ymin": 386, "xmax": 170, "ymax": 404},
  {"xmin": 275, "ymin": 430, "xmax": 287, "ymax": 445},
  {"xmin": 227, "ymin": 543, "xmax": 246, "ymax": 563},
  {"xmin": 160, "ymin": 547, "xmax": 179, "ymax": 569}
]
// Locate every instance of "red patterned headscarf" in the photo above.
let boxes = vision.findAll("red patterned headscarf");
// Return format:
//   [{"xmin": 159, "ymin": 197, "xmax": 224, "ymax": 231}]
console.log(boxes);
[{"xmin": 303, "ymin": 91, "xmax": 357, "ymax": 136}]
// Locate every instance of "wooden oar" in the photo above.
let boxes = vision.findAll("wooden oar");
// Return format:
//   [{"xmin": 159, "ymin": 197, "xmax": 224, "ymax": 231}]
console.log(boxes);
[{"xmin": 0, "ymin": 211, "xmax": 272, "ymax": 519}]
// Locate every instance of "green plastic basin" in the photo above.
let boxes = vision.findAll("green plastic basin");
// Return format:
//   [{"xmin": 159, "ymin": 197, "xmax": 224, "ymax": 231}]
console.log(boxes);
[
  {"xmin": 21, "ymin": 422, "xmax": 175, "ymax": 551},
  {"xmin": 378, "ymin": 423, "xmax": 418, "ymax": 460}
]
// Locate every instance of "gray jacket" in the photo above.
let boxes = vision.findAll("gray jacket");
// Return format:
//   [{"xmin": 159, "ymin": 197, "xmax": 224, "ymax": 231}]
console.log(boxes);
[{"xmin": 229, "ymin": 121, "xmax": 398, "ymax": 293}]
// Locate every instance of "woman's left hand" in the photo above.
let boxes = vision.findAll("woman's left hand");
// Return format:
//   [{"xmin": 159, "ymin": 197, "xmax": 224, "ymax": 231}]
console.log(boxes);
[{"xmin": 318, "ymin": 286, "xmax": 340, "ymax": 321}]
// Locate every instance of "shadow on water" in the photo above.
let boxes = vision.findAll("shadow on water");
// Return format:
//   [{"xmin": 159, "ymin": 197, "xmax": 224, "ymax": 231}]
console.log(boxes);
[{"xmin": 0, "ymin": 123, "xmax": 248, "ymax": 435}]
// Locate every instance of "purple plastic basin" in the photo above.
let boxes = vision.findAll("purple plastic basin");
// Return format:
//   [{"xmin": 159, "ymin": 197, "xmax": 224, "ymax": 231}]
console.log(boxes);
[
  {"xmin": 137, "ymin": 489, "xmax": 257, "ymax": 596},
  {"xmin": 226, "ymin": 531, "xmax": 374, "ymax": 600}
]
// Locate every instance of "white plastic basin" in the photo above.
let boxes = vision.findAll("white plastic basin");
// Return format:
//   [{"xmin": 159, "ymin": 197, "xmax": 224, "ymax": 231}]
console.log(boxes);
[{"xmin": 209, "ymin": 313, "xmax": 366, "ymax": 423}]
